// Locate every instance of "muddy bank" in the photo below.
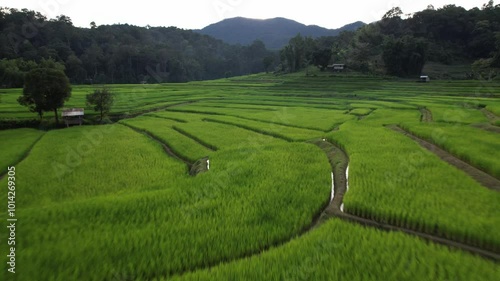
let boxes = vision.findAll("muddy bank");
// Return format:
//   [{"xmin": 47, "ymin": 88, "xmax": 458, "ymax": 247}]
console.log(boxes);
[
  {"xmin": 313, "ymin": 138, "xmax": 499, "ymax": 261},
  {"xmin": 388, "ymin": 125, "xmax": 500, "ymax": 191},
  {"xmin": 120, "ymin": 123, "xmax": 209, "ymax": 176},
  {"xmin": 419, "ymin": 107, "xmax": 433, "ymax": 122}
]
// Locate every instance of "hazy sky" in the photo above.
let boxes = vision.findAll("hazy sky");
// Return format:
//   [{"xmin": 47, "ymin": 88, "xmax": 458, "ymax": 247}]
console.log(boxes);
[{"xmin": 2, "ymin": 0, "xmax": 491, "ymax": 29}]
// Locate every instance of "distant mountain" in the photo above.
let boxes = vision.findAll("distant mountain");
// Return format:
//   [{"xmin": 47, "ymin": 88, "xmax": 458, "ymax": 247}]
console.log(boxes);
[{"xmin": 197, "ymin": 17, "xmax": 365, "ymax": 49}]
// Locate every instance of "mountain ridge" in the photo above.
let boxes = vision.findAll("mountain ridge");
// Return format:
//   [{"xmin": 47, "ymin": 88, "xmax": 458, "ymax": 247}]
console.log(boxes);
[{"xmin": 197, "ymin": 17, "xmax": 365, "ymax": 49}]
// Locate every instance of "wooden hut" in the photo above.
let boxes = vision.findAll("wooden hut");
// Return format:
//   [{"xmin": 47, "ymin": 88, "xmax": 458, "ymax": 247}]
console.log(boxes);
[
  {"xmin": 328, "ymin": 64, "xmax": 346, "ymax": 72},
  {"xmin": 62, "ymin": 108, "xmax": 84, "ymax": 127},
  {"xmin": 419, "ymin": 75, "xmax": 430, "ymax": 82}
]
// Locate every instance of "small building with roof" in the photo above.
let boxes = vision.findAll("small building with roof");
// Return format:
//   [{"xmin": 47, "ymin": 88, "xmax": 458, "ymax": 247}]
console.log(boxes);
[
  {"xmin": 62, "ymin": 108, "xmax": 84, "ymax": 127},
  {"xmin": 328, "ymin": 64, "xmax": 346, "ymax": 72},
  {"xmin": 419, "ymin": 75, "xmax": 430, "ymax": 82}
]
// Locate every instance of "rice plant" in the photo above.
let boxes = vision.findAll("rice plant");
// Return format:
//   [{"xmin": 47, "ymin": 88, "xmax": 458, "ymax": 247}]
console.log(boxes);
[
  {"xmin": 330, "ymin": 121, "xmax": 500, "ymax": 250},
  {"xmin": 0, "ymin": 128, "xmax": 45, "ymax": 172}
]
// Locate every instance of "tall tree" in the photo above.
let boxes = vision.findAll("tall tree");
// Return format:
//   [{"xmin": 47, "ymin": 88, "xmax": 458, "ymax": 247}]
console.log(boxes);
[
  {"xmin": 312, "ymin": 48, "xmax": 332, "ymax": 71},
  {"xmin": 86, "ymin": 88, "xmax": 114, "ymax": 122},
  {"xmin": 18, "ymin": 68, "xmax": 72, "ymax": 124},
  {"xmin": 262, "ymin": 56, "xmax": 275, "ymax": 73},
  {"xmin": 280, "ymin": 34, "xmax": 316, "ymax": 72},
  {"xmin": 383, "ymin": 36, "xmax": 428, "ymax": 76}
]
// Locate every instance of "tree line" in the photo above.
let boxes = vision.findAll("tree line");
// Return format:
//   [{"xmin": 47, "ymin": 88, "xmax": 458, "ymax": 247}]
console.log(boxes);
[
  {"xmin": 2, "ymin": 3, "xmax": 500, "ymax": 88},
  {"xmin": 0, "ymin": 7, "xmax": 276, "ymax": 87},
  {"xmin": 279, "ymin": 2, "xmax": 500, "ymax": 78}
]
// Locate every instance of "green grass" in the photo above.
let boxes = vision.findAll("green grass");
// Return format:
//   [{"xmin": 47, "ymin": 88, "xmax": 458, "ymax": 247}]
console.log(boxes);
[
  {"xmin": 0, "ymin": 128, "xmax": 45, "ymax": 172},
  {"xmin": 486, "ymin": 104, "xmax": 500, "ymax": 116},
  {"xmin": 359, "ymin": 108, "xmax": 421, "ymax": 125},
  {"xmin": 428, "ymin": 106, "xmax": 488, "ymax": 124},
  {"xmin": 0, "ymin": 125, "xmax": 188, "ymax": 207},
  {"xmin": 0, "ymin": 124, "xmax": 332, "ymax": 280},
  {"xmin": 171, "ymin": 103, "xmax": 355, "ymax": 131},
  {"xmin": 120, "ymin": 116, "xmax": 213, "ymax": 163},
  {"xmin": 401, "ymin": 122, "xmax": 500, "ymax": 178},
  {"xmin": 0, "ymin": 84, "xmax": 213, "ymax": 120},
  {"xmin": 348, "ymin": 108, "xmax": 373, "ymax": 116},
  {"xmin": 1, "ymin": 74, "xmax": 500, "ymax": 280},
  {"xmin": 201, "ymin": 115, "xmax": 325, "ymax": 141},
  {"xmin": 172, "ymin": 119, "xmax": 285, "ymax": 149},
  {"xmin": 170, "ymin": 219, "xmax": 499, "ymax": 281},
  {"xmin": 329, "ymin": 121, "xmax": 500, "ymax": 250}
]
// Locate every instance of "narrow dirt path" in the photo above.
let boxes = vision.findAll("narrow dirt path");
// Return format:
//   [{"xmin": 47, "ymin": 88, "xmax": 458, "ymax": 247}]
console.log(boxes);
[
  {"xmin": 481, "ymin": 108, "xmax": 500, "ymax": 124},
  {"xmin": 472, "ymin": 123, "xmax": 500, "ymax": 133},
  {"xmin": 171, "ymin": 136, "xmax": 498, "ymax": 279},
  {"xmin": 357, "ymin": 109, "xmax": 376, "ymax": 121},
  {"xmin": 120, "ymin": 123, "xmax": 209, "ymax": 176},
  {"xmin": 172, "ymin": 126, "xmax": 218, "ymax": 151},
  {"xmin": 312, "ymin": 139, "xmax": 500, "ymax": 261},
  {"xmin": 0, "ymin": 132, "xmax": 46, "ymax": 180},
  {"xmin": 114, "ymin": 100, "xmax": 199, "ymax": 121},
  {"xmin": 388, "ymin": 125, "xmax": 500, "ymax": 191},
  {"xmin": 176, "ymin": 121, "xmax": 499, "ymax": 259},
  {"xmin": 419, "ymin": 107, "xmax": 433, "ymax": 122}
]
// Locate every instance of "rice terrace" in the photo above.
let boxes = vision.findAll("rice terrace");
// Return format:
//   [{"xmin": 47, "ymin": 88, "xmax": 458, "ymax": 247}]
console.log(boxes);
[
  {"xmin": 0, "ymin": 73, "xmax": 499, "ymax": 280},
  {"xmin": 1, "ymin": 2, "xmax": 500, "ymax": 281}
]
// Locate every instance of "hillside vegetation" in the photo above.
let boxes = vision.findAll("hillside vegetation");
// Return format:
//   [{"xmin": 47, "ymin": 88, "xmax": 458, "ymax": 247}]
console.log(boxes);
[{"xmin": 2, "ymin": 3, "xmax": 500, "ymax": 88}]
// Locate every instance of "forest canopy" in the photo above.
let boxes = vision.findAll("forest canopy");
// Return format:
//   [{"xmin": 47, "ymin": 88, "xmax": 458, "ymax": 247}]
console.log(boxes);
[
  {"xmin": 0, "ymin": 7, "xmax": 275, "ymax": 87},
  {"xmin": 279, "ymin": 2, "xmax": 500, "ymax": 78},
  {"xmin": 1, "ymin": 2, "xmax": 500, "ymax": 86}
]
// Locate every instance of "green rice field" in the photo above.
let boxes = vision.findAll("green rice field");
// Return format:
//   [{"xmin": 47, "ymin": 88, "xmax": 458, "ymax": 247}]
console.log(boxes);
[{"xmin": 0, "ymin": 73, "xmax": 499, "ymax": 280}]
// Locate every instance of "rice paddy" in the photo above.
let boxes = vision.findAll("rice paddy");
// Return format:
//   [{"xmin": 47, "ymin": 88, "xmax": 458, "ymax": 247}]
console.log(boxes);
[{"xmin": 0, "ymin": 73, "xmax": 499, "ymax": 280}]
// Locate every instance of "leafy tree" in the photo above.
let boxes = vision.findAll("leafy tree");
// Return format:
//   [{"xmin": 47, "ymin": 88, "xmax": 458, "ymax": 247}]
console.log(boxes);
[
  {"xmin": 330, "ymin": 31, "xmax": 355, "ymax": 63},
  {"xmin": 0, "ymin": 58, "xmax": 37, "ymax": 88},
  {"xmin": 383, "ymin": 36, "xmax": 428, "ymax": 76},
  {"xmin": 86, "ymin": 88, "xmax": 114, "ymax": 122},
  {"xmin": 383, "ymin": 7, "xmax": 404, "ymax": 19},
  {"xmin": 65, "ymin": 54, "xmax": 87, "ymax": 83},
  {"xmin": 468, "ymin": 20, "xmax": 496, "ymax": 58},
  {"xmin": 492, "ymin": 33, "xmax": 500, "ymax": 67},
  {"xmin": 263, "ymin": 56, "xmax": 275, "ymax": 73},
  {"xmin": 3, "ymin": 5, "xmax": 500, "ymax": 81},
  {"xmin": 380, "ymin": 7, "xmax": 407, "ymax": 37},
  {"xmin": 17, "ymin": 94, "xmax": 44, "ymax": 120},
  {"xmin": 280, "ymin": 34, "xmax": 316, "ymax": 72},
  {"xmin": 38, "ymin": 58, "xmax": 66, "ymax": 71},
  {"xmin": 312, "ymin": 48, "xmax": 332, "ymax": 71},
  {"xmin": 81, "ymin": 43, "xmax": 104, "ymax": 80},
  {"xmin": 18, "ymin": 68, "xmax": 72, "ymax": 123}
]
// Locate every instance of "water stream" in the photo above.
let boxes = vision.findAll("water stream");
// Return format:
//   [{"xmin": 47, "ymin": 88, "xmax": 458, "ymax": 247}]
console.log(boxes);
[
  {"xmin": 330, "ymin": 172, "xmax": 335, "ymax": 202},
  {"xmin": 340, "ymin": 165, "xmax": 350, "ymax": 213}
]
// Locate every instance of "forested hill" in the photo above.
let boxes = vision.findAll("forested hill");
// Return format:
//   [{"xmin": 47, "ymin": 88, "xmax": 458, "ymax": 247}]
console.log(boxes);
[
  {"xmin": 198, "ymin": 17, "xmax": 365, "ymax": 49},
  {"xmin": 0, "ymin": 8, "xmax": 275, "ymax": 87},
  {"xmin": 2, "ymin": 4, "xmax": 500, "ymax": 87},
  {"xmin": 279, "ymin": 3, "xmax": 500, "ymax": 78}
]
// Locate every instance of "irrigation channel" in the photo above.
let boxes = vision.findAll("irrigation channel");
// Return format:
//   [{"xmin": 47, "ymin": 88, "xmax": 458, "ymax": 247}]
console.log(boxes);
[
  {"xmin": 388, "ymin": 125, "xmax": 500, "ymax": 191},
  {"xmin": 311, "ymin": 139, "xmax": 499, "ymax": 261},
  {"xmin": 6, "ymin": 119, "xmax": 497, "ymax": 280},
  {"xmin": 119, "ymin": 123, "xmax": 210, "ymax": 176},
  {"xmin": 481, "ymin": 108, "xmax": 500, "ymax": 124},
  {"xmin": 174, "ymin": 137, "xmax": 498, "ymax": 279}
]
